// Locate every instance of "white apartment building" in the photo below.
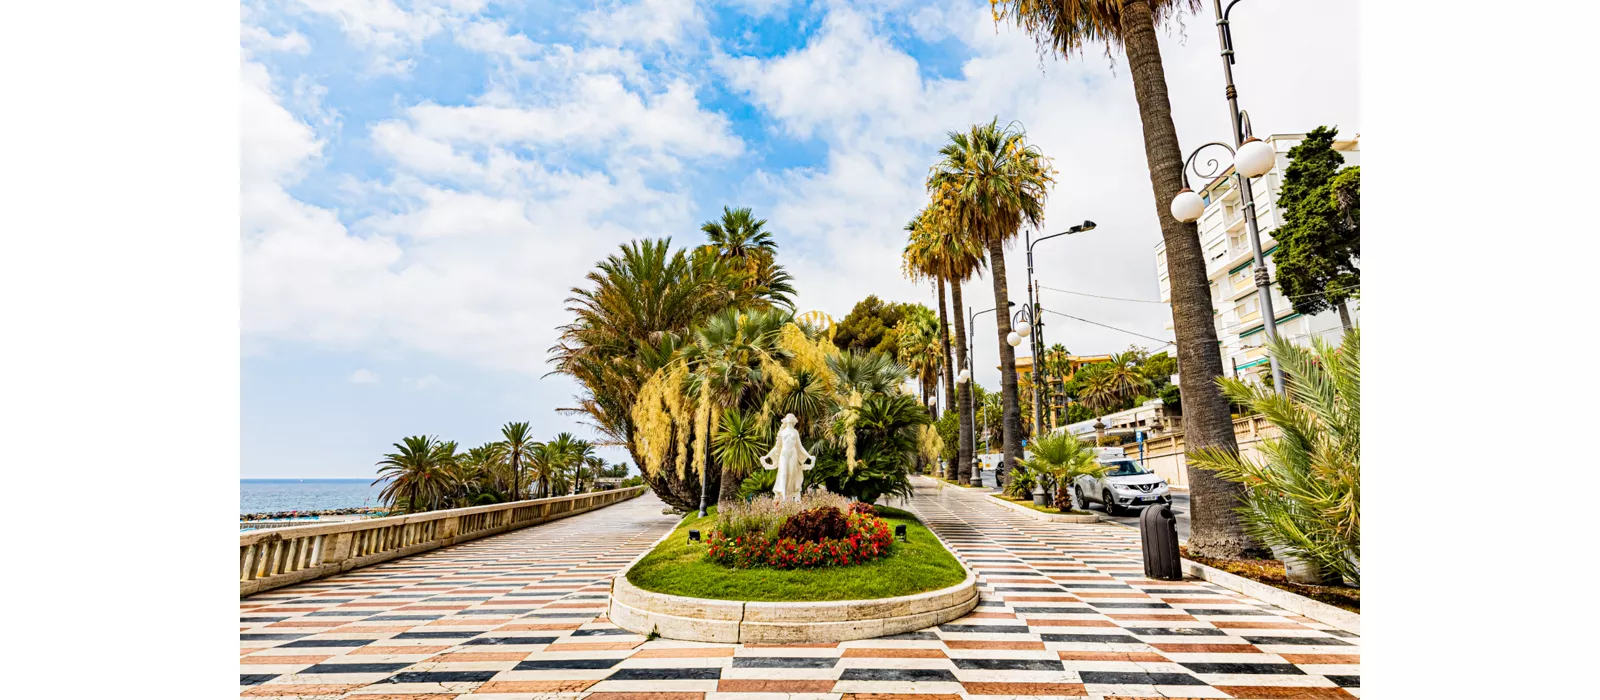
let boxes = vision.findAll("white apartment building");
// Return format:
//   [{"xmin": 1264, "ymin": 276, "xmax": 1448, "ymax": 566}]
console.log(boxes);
[{"xmin": 1155, "ymin": 133, "xmax": 1360, "ymax": 380}]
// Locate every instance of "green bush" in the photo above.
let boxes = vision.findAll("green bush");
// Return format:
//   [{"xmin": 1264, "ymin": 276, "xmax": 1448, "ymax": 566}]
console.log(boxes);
[{"xmin": 1192, "ymin": 329, "xmax": 1360, "ymax": 586}]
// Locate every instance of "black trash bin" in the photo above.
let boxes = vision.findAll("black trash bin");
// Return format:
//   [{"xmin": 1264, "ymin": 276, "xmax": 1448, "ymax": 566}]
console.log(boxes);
[{"xmin": 1139, "ymin": 503, "xmax": 1183, "ymax": 581}]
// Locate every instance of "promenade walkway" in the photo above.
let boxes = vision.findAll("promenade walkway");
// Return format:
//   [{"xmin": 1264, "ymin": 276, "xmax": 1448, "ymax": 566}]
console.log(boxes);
[{"xmin": 241, "ymin": 479, "xmax": 1360, "ymax": 699}]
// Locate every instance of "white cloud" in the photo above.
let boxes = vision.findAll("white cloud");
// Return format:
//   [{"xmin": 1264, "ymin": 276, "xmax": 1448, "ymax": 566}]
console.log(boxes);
[
  {"xmin": 582, "ymin": 0, "xmax": 704, "ymax": 48},
  {"xmin": 242, "ymin": 24, "xmax": 312, "ymax": 55},
  {"xmin": 348, "ymin": 368, "xmax": 381, "ymax": 384},
  {"xmin": 403, "ymin": 374, "xmax": 446, "ymax": 390}
]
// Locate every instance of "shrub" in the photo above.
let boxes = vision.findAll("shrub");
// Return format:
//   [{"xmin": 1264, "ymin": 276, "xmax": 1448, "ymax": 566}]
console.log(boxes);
[
  {"xmin": 778, "ymin": 506, "xmax": 849, "ymax": 542},
  {"xmin": 848, "ymin": 501, "xmax": 876, "ymax": 516},
  {"xmin": 713, "ymin": 492, "xmax": 850, "ymax": 542}
]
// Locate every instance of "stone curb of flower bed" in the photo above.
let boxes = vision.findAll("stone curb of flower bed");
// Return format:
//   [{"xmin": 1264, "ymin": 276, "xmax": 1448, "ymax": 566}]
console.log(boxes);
[
  {"xmin": 1181, "ymin": 558, "xmax": 1360, "ymax": 635},
  {"xmin": 609, "ymin": 569, "xmax": 978, "ymax": 644},
  {"xmin": 984, "ymin": 493, "xmax": 1105, "ymax": 523}
]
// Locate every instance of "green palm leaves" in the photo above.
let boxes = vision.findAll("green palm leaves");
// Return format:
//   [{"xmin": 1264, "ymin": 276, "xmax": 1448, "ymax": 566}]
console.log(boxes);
[
  {"xmin": 1190, "ymin": 330, "xmax": 1361, "ymax": 585},
  {"xmin": 374, "ymin": 435, "xmax": 456, "ymax": 514},
  {"xmin": 926, "ymin": 119, "xmax": 1053, "ymax": 250}
]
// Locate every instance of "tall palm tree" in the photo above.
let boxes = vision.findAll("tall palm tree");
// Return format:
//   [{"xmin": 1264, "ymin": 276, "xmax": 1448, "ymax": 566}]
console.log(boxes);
[
  {"xmin": 928, "ymin": 119, "xmax": 1054, "ymax": 487},
  {"xmin": 374, "ymin": 435, "xmax": 453, "ymax": 514},
  {"xmin": 499, "ymin": 422, "xmax": 535, "ymax": 501},
  {"xmin": 1108, "ymin": 350, "xmax": 1153, "ymax": 404},
  {"xmin": 903, "ymin": 203, "xmax": 987, "ymax": 484},
  {"xmin": 997, "ymin": 0, "xmax": 1264, "ymax": 559}
]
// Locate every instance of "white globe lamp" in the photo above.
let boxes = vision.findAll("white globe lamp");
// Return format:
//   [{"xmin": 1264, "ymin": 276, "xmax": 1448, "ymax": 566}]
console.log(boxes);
[
  {"xmin": 1235, "ymin": 137, "xmax": 1275, "ymax": 178},
  {"xmin": 1007, "ymin": 331, "xmax": 1022, "ymax": 347},
  {"xmin": 1016, "ymin": 320, "xmax": 1031, "ymax": 338},
  {"xmin": 1170, "ymin": 188, "xmax": 1204, "ymax": 223},
  {"xmin": 956, "ymin": 369, "xmax": 970, "ymax": 384}
]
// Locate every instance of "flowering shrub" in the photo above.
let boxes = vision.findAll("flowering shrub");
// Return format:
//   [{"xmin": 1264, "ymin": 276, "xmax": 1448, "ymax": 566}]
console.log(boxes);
[
  {"xmin": 848, "ymin": 501, "xmax": 876, "ymax": 517},
  {"xmin": 714, "ymin": 492, "xmax": 852, "ymax": 541},
  {"xmin": 706, "ymin": 510, "xmax": 893, "ymax": 569}
]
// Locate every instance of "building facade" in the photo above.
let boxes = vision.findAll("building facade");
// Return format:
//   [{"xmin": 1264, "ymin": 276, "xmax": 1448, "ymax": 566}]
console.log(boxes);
[{"xmin": 1154, "ymin": 133, "xmax": 1360, "ymax": 380}]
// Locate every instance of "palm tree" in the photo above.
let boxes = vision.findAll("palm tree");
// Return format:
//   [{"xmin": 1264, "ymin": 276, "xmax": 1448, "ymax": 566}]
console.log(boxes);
[
  {"xmin": 374, "ymin": 435, "xmax": 453, "ymax": 514},
  {"xmin": 1108, "ymin": 351, "xmax": 1153, "ymax": 404},
  {"xmin": 996, "ymin": 1, "xmax": 1262, "ymax": 558},
  {"xmin": 928, "ymin": 119, "xmax": 1054, "ymax": 488},
  {"xmin": 699, "ymin": 206, "xmax": 796, "ymax": 310},
  {"xmin": 499, "ymin": 422, "xmax": 535, "ymax": 501},
  {"xmin": 1023, "ymin": 431, "xmax": 1107, "ymax": 510},
  {"xmin": 1191, "ymin": 330, "xmax": 1360, "ymax": 585},
  {"xmin": 551, "ymin": 239, "xmax": 763, "ymax": 511},
  {"xmin": 460, "ymin": 442, "xmax": 508, "ymax": 505},
  {"xmin": 903, "ymin": 203, "xmax": 987, "ymax": 484}
]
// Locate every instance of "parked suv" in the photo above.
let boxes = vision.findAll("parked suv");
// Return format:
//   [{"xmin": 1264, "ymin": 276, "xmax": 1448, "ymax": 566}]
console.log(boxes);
[{"xmin": 1073, "ymin": 458, "xmax": 1170, "ymax": 516}]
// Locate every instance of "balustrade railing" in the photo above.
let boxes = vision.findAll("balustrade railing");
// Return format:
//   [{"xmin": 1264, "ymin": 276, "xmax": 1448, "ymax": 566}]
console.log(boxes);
[{"xmin": 239, "ymin": 487, "xmax": 645, "ymax": 596}]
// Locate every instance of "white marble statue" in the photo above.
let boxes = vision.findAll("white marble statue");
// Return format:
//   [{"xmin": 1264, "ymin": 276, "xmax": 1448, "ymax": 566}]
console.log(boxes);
[{"xmin": 760, "ymin": 413, "xmax": 815, "ymax": 502}]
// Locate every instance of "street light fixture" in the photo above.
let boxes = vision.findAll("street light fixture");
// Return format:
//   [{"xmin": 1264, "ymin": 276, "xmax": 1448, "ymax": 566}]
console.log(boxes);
[{"xmin": 1166, "ymin": 0, "xmax": 1286, "ymax": 396}]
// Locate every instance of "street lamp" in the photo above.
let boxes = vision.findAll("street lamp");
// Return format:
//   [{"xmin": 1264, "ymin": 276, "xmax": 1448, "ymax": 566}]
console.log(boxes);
[
  {"xmin": 1023, "ymin": 219, "xmax": 1098, "ymax": 443},
  {"xmin": 966, "ymin": 304, "xmax": 1009, "ymax": 478},
  {"xmin": 1166, "ymin": 0, "xmax": 1285, "ymax": 396}
]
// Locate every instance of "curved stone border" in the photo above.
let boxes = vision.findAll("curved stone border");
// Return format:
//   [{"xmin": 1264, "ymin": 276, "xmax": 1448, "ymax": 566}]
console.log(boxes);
[
  {"xmin": 609, "ymin": 569, "xmax": 977, "ymax": 644},
  {"xmin": 1181, "ymin": 558, "xmax": 1360, "ymax": 635},
  {"xmin": 985, "ymin": 493, "xmax": 1104, "ymax": 523}
]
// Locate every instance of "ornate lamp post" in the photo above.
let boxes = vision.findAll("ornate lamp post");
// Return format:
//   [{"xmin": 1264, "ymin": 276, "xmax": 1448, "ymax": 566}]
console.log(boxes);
[{"xmin": 1168, "ymin": 0, "xmax": 1286, "ymax": 396}]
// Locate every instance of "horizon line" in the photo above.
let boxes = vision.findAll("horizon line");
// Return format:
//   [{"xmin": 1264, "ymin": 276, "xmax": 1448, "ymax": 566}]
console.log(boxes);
[{"xmin": 242, "ymin": 476, "xmax": 381, "ymax": 480}]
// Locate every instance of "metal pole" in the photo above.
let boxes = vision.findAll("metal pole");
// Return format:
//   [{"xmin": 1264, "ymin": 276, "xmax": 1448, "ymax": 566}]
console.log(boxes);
[
  {"xmin": 1024, "ymin": 231, "xmax": 1043, "ymax": 444},
  {"xmin": 1214, "ymin": 0, "xmax": 1285, "ymax": 396}
]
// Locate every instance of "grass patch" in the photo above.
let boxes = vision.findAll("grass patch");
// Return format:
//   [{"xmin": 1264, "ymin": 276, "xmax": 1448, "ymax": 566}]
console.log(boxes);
[
  {"xmin": 627, "ymin": 506, "xmax": 968, "ymax": 602},
  {"xmin": 931, "ymin": 475, "xmax": 981, "ymax": 488},
  {"xmin": 990, "ymin": 493, "xmax": 1096, "ymax": 516},
  {"xmin": 1181, "ymin": 546, "xmax": 1360, "ymax": 613}
]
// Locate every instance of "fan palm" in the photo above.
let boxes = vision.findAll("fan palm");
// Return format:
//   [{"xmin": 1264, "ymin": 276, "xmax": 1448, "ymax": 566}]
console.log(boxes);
[
  {"xmin": 1022, "ymin": 431, "xmax": 1108, "ymax": 510},
  {"xmin": 373, "ymin": 435, "xmax": 453, "ymax": 514},
  {"xmin": 928, "ymin": 119, "xmax": 1054, "ymax": 488},
  {"xmin": 1190, "ymin": 330, "xmax": 1360, "ymax": 585},
  {"xmin": 902, "ymin": 203, "xmax": 987, "ymax": 484},
  {"xmin": 699, "ymin": 206, "xmax": 795, "ymax": 309},
  {"xmin": 995, "ymin": 0, "xmax": 1261, "ymax": 559}
]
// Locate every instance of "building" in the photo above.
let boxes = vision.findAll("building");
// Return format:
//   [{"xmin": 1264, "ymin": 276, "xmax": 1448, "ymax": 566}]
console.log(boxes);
[
  {"xmin": 1154, "ymin": 133, "xmax": 1360, "ymax": 380},
  {"xmin": 1055, "ymin": 398, "xmax": 1175, "ymax": 442}
]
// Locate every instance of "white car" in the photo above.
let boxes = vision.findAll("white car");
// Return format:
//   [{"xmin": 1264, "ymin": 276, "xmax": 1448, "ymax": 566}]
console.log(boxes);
[{"xmin": 1073, "ymin": 458, "xmax": 1171, "ymax": 515}]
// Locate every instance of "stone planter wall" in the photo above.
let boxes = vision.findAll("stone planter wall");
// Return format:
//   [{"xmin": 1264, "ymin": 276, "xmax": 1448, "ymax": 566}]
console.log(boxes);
[{"xmin": 609, "ymin": 570, "xmax": 979, "ymax": 644}]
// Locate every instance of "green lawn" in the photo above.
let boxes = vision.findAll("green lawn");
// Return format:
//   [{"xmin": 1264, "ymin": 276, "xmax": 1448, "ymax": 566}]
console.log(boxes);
[
  {"xmin": 991, "ymin": 493, "xmax": 1096, "ymax": 516},
  {"xmin": 626, "ymin": 506, "xmax": 968, "ymax": 602}
]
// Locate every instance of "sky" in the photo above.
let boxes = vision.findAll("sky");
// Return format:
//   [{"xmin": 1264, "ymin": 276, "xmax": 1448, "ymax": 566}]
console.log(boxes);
[{"xmin": 241, "ymin": 0, "xmax": 1358, "ymax": 478}]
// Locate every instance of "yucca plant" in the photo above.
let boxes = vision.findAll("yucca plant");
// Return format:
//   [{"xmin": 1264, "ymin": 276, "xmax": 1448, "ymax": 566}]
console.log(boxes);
[{"xmin": 1190, "ymin": 329, "xmax": 1360, "ymax": 586}]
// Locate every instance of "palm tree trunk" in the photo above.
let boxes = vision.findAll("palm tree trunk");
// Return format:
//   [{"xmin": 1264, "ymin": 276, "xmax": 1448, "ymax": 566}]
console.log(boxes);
[
  {"xmin": 510, "ymin": 454, "xmax": 520, "ymax": 501},
  {"xmin": 718, "ymin": 463, "xmax": 741, "ymax": 505},
  {"xmin": 1120, "ymin": 0, "xmax": 1265, "ymax": 559},
  {"xmin": 986, "ymin": 238, "xmax": 1023, "ymax": 488},
  {"xmin": 950, "ymin": 280, "xmax": 974, "ymax": 485},
  {"xmin": 1337, "ymin": 300, "xmax": 1352, "ymax": 332},
  {"xmin": 936, "ymin": 277, "xmax": 957, "ymax": 479}
]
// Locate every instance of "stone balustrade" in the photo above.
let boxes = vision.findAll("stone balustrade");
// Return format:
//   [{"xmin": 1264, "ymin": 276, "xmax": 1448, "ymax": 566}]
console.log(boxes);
[{"xmin": 239, "ymin": 487, "xmax": 646, "ymax": 596}]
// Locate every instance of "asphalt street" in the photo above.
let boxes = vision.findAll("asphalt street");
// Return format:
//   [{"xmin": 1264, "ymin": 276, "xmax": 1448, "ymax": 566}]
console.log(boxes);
[{"xmin": 976, "ymin": 467, "xmax": 1190, "ymax": 541}]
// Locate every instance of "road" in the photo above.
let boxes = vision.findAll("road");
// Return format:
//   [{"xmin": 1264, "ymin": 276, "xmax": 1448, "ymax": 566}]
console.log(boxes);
[{"xmin": 977, "ymin": 467, "xmax": 1190, "ymax": 541}]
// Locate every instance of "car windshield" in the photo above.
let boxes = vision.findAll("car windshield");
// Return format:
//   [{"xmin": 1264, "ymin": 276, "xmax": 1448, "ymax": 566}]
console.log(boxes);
[{"xmin": 1102, "ymin": 460, "xmax": 1150, "ymax": 476}]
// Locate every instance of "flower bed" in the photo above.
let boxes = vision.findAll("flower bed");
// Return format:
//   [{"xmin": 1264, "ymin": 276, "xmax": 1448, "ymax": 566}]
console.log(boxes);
[{"xmin": 707, "ymin": 505, "xmax": 892, "ymax": 569}]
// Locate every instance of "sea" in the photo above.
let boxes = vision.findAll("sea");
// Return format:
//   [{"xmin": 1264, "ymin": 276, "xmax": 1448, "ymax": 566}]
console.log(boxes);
[{"xmin": 240, "ymin": 478, "xmax": 387, "ymax": 515}]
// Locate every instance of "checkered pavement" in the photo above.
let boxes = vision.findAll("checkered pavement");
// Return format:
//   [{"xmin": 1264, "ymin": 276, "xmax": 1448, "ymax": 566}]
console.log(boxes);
[{"xmin": 240, "ymin": 478, "xmax": 1360, "ymax": 699}]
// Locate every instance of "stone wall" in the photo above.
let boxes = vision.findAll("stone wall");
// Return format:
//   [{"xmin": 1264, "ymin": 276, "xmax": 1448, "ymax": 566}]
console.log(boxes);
[{"xmin": 239, "ymin": 487, "xmax": 646, "ymax": 597}]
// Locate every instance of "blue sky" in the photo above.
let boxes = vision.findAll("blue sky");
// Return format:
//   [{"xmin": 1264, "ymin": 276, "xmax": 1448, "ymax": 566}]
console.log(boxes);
[{"xmin": 241, "ymin": 0, "xmax": 1358, "ymax": 477}]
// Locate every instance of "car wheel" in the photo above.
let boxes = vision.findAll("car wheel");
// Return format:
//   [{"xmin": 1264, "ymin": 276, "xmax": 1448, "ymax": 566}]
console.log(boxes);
[
  {"xmin": 1072, "ymin": 485, "xmax": 1087, "ymax": 512},
  {"xmin": 1102, "ymin": 489, "xmax": 1122, "ymax": 516}
]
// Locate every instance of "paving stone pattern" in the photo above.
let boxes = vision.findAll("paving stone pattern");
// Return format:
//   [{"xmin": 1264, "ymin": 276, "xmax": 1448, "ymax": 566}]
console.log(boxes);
[{"xmin": 240, "ymin": 479, "xmax": 1360, "ymax": 699}]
